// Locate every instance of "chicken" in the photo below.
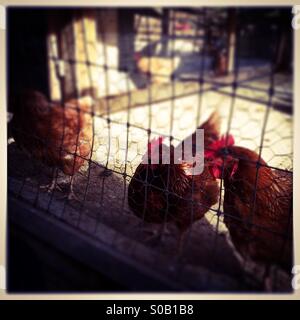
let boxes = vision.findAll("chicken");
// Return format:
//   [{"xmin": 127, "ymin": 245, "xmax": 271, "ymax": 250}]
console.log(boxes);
[
  {"xmin": 205, "ymin": 135, "xmax": 293, "ymax": 277},
  {"xmin": 11, "ymin": 90, "xmax": 93, "ymax": 199},
  {"xmin": 128, "ymin": 111, "xmax": 221, "ymax": 251},
  {"xmin": 134, "ymin": 53, "xmax": 180, "ymax": 84}
]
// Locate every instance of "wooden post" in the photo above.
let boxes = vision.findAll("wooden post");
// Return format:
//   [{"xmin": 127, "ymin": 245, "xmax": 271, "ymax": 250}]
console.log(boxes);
[
  {"xmin": 47, "ymin": 10, "xmax": 99, "ymax": 101},
  {"xmin": 227, "ymin": 9, "xmax": 237, "ymax": 74}
]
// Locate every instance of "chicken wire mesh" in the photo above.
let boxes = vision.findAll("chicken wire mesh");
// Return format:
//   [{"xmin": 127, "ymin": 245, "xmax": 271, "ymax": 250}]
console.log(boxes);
[{"xmin": 7, "ymin": 7, "xmax": 293, "ymax": 292}]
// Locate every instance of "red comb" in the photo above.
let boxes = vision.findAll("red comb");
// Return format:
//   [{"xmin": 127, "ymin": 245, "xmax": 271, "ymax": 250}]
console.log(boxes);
[
  {"xmin": 205, "ymin": 134, "xmax": 235, "ymax": 158},
  {"xmin": 148, "ymin": 136, "xmax": 164, "ymax": 150},
  {"xmin": 142, "ymin": 136, "xmax": 165, "ymax": 164}
]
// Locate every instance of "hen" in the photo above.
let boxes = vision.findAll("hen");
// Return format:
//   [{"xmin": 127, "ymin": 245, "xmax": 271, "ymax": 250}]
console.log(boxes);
[
  {"xmin": 128, "ymin": 111, "xmax": 220, "ymax": 250},
  {"xmin": 11, "ymin": 90, "xmax": 93, "ymax": 199},
  {"xmin": 205, "ymin": 135, "xmax": 293, "ymax": 278}
]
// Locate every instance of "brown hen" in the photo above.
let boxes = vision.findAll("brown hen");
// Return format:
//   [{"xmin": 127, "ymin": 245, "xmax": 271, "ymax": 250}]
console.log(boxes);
[
  {"xmin": 206, "ymin": 135, "xmax": 293, "ymax": 275},
  {"xmin": 128, "ymin": 111, "xmax": 221, "ymax": 250},
  {"xmin": 11, "ymin": 90, "xmax": 93, "ymax": 199}
]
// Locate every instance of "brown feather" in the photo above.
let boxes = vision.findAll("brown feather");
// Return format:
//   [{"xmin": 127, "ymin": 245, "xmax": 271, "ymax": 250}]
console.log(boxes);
[
  {"xmin": 222, "ymin": 146, "xmax": 293, "ymax": 271},
  {"xmin": 11, "ymin": 90, "xmax": 93, "ymax": 176},
  {"xmin": 128, "ymin": 111, "xmax": 221, "ymax": 235}
]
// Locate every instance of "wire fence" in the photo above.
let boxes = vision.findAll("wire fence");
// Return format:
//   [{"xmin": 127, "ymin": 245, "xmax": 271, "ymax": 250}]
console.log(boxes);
[{"xmin": 7, "ymin": 7, "xmax": 293, "ymax": 292}]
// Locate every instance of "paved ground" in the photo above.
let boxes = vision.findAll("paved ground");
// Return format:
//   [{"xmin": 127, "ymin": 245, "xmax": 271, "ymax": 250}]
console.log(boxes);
[{"xmin": 7, "ymin": 68, "xmax": 293, "ymax": 291}]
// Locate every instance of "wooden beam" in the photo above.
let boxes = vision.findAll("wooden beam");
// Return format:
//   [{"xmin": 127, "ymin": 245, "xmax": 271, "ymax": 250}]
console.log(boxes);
[{"xmin": 227, "ymin": 9, "xmax": 237, "ymax": 74}]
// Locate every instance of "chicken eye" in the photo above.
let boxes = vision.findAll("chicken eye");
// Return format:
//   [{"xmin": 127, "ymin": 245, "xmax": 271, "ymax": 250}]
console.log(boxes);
[{"xmin": 221, "ymin": 147, "xmax": 230, "ymax": 156}]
